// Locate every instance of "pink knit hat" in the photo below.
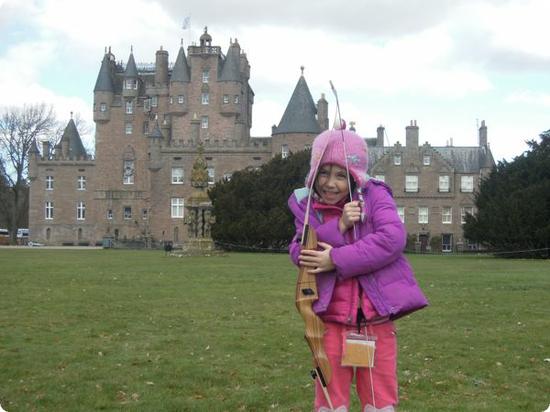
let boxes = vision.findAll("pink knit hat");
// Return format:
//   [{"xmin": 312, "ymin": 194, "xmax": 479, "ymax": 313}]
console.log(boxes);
[{"xmin": 306, "ymin": 127, "xmax": 369, "ymax": 188}]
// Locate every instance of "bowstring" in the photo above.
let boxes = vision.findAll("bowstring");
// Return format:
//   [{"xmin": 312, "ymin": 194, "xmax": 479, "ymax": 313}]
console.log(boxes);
[{"xmin": 329, "ymin": 81, "xmax": 357, "ymax": 240}]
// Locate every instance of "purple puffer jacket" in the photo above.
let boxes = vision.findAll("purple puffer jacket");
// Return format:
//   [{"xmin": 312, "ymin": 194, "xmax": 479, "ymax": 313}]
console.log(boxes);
[{"xmin": 288, "ymin": 179, "xmax": 428, "ymax": 320}]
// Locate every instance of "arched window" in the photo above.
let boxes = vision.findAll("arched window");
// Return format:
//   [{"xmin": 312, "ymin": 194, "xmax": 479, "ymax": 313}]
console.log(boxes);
[
  {"xmin": 46, "ymin": 228, "xmax": 51, "ymax": 240},
  {"xmin": 77, "ymin": 228, "xmax": 83, "ymax": 241},
  {"xmin": 173, "ymin": 226, "xmax": 179, "ymax": 243},
  {"xmin": 114, "ymin": 229, "xmax": 119, "ymax": 241}
]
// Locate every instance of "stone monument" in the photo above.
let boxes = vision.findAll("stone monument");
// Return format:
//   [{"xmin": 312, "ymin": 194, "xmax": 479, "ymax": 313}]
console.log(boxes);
[{"xmin": 181, "ymin": 144, "xmax": 218, "ymax": 255}]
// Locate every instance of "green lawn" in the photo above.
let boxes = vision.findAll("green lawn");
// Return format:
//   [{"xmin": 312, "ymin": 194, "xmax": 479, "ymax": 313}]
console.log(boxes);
[{"xmin": 0, "ymin": 250, "xmax": 549, "ymax": 411}]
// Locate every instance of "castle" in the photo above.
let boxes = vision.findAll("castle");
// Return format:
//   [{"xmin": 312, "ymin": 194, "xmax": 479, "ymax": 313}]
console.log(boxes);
[{"xmin": 28, "ymin": 28, "xmax": 494, "ymax": 252}]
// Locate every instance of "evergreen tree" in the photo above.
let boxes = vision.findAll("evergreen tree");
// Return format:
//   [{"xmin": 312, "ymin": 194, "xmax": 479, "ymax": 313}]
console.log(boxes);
[
  {"xmin": 463, "ymin": 130, "xmax": 550, "ymax": 258},
  {"xmin": 209, "ymin": 150, "xmax": 310, "ymax": 250}
]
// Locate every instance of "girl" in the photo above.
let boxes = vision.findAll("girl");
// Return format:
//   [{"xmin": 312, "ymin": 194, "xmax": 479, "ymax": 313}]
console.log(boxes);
[{"xmin": 288, "ymin": 126, "xmax": 428, "ymax": 412}]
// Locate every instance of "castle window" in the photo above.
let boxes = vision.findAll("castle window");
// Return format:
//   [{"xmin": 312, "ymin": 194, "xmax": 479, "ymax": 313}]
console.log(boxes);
[
  {"xmin": 46, "ymin": 227, "xmax": 51, "ymax": 240},
  {"xmin": 234, "ymin": 95, "xmax": 240, "ymax": 104},
  {"xmin": 202, "ymin": 69, "xmax": 210, "ymax": 83},
  {"xmin": 77, "ymin": 228, "xmax": 83, "ymax": 241},
  {"xmin": 207, "ymin": 167, "xmax": 215, "ymax": 184},
  {"xmin": 439, "ymin": 175, "xmax": 450, "ymax": 192},
  {"xmin": 46, "ymin": 175, "xmax": 54, "ymax": 190},
  {"xmin": 171, "ymin": 198, "xmax": 184, "ymax": 218},
  {"xmin": 222, "ymin": 94, "xmax": 229, "ymax": 104},
  {"xmin": 171, "ymin": 167, "xmax": 184, "ymax": 184},
  {"xmin": 423, "ymin": 155, "xmax": 431, "ymax": 166},
  {"xmin": 374, "ymin": 174, "xmax": 385, "ymax": 182},
  {"xmin": 151, "ymin": 96, "xmax": 158, "ymax": 107},
  {"xmin": 442, "ymin": 207, "xmax": 452, "ymax": 224},
  {"xmin": 125, "ymin": 79, "xmax": 137, "ymax": 90},
  {"xmin": 397, "ymin": 207, "xmax": 405, "ymax": 223},
  {"xmin": 77, "ymin": 176, "xmax": 86, "ymax": 190},
  {"xmin": 461, "ymin": 176, "xmax": 474, "ymax": 192},
  {"xmin": 125, "ymin": 100, "xmax": 133, "ymax": 114},
  {"xmin": 123, "ymin": 160, "xmax": 135, "ymax": 184},
  {"xmin": 124, "ymin": 206, "xmax": 132, "ymax": 219},
  {"xmin": 201, "ymin": 116, "xmax": 209, "ymax": 129},
  {"xmin": 142, "ymin": 121, "xmax": 149, "ymax": 135},
  {"xmin": 461, "ymin": 206, "xmax": 474, "ymax": 224},
  {"xmin": 169, "ymin": 96, "xmax": 173, "ymax": 105},
  {"xmin": 45, "ymin": 201, "xmax": 54, "ymax": 220},
  {"xmin": 77, "ymin": 201, "xmax": 86, "ymax": 220},
  {"xmin": 393, "ymin": 154, "xmax": 401, "ymax": 165},
  {"xmin": 125, "ymin": 122, "xmax": 133, "ymax": 135},
  {"xmin": 281, "ymin": 144, "xmax": 289, "ymax": 159},
  {"xmin": 178, "ymin": 95, "xmax": 184, "ymax": 104},
  {"xmin": 100, "ymin": 103, "xmax": 107, "ymax": 112},
  {"xmin": 201, "ymin": 93, "xmax": 209, "ymax": 105},
  {"xmin": 418, "ymin": 207, "xmax": 429, "ymax": 224},
  {"xmin": 107, "ymin": 209, "xmax": 113, "ymax": 220},
  {"xmin": 142, "ymin": 208, "xmax": 148, "ymax": 220},
  {"xmin": 405, "ymin": 175, "xmax": 418, "ymax": 192}
]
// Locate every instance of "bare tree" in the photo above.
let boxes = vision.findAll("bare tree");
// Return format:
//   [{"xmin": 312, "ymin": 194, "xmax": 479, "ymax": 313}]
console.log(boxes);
[{"xmin": 0, "ymin": 103, "xmax": 57, "ymax": 244}]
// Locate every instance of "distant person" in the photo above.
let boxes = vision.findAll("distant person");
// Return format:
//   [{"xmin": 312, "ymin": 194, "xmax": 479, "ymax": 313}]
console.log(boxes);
[
  {"xmin": 288, "ymin": 125, "xmax": 428, "ymax": 411},
  {"xmin": 164, "ymin": 241, "xmax": 173, "ymax": 256}
]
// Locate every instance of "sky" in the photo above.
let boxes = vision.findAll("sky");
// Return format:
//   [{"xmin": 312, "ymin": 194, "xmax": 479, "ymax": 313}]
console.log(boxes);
[{"xmin": 1, "ymin": 0, "xmax": 550, "ymax": 162}]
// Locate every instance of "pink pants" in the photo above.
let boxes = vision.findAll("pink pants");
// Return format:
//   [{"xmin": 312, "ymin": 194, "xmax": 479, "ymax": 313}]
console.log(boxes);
[{"xmin": 315, "ymin": 321, "xmax": 398, "ymax": 411}]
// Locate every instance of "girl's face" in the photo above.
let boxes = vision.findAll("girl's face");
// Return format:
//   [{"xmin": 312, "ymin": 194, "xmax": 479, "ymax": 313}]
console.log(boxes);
[{"xmin": 314, "ymin": 164, "xmax": 349, "ymax": 205}]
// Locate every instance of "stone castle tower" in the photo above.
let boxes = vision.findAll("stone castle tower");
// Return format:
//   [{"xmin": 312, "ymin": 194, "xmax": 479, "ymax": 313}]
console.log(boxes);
[{"xmin": 29, "ymin": 28, "xmax": 328, "ymax": 246}]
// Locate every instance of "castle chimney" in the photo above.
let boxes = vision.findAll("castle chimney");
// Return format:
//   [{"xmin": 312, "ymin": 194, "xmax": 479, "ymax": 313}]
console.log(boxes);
[
  {"xmin": 42, "ymin": 141, "xmax": 50, "ymax": 159},
  {"xmin": 61, "ymin": 140, "xmax": 69, "ymax": 158},
  {"xmin": 317, "ymin": 93, "xmax": 329, "ymax": 131},
  {"xmin": 155, "ymin": 46, "xmax": 169, "ymax": 85},
  {"xmin": 377, "ymin": 125, "xmax": 385, "ymax": 147},
  {"xmin": 479, "ymin": 120, "xmax": 487, "ymax": 147},
  {"xmin": 406, "ymin": 120, "xmax": 419, "ymax": 148}
]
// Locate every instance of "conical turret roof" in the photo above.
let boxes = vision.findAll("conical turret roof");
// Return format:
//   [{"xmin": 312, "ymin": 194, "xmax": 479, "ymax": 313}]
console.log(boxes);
[
  {"xmin": 94, "ymin": 53, "xmax": 114, "ymax": 92},
  {"xmin": 149, "ymin": 121, "xmax": 164, "ymax": 139},
  {"xmin": 219, "ymin": 41, "xmax": 241, "ymax": 82},
  {"xmin": 124, "ymin": 51, "xmax": 138, "ymax": 77},
  {"xmin": 273, "ymin": 75, "xmax": 320, "ymax": 135},
  {"xmin": 56, "ymin": 118, "xmax": 87, "ymax": 158},
  {"xmin": 171, "ymin": 46, "xmax": 190, "ymax": 82}
]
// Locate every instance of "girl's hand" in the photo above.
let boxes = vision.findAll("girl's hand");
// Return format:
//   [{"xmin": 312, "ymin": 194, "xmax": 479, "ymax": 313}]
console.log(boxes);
[
  {"xmin": 339, "ymin": 201, "xmax": 362, "ymax": 233},
  {"xmin": 299, "ymin": 242, "xmax": 335, "ymax": 273}
]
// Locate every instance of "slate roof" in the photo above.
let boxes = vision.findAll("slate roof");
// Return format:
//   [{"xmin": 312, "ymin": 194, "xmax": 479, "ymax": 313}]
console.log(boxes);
[
  {"xmin": 124, "ymin": 52, "xmax": 138, "ymax": 77},
  {"xmin": 433, "ymin": 146, "xmax": 495, "ymax": 172},
  {"xmin": 219, "ymin": 43, "xmax": 241, "ymax": 82},
  {"xmin": 171, "ymin": 46, "xmax": 190, "ymax": 82},
  {"xmin": 273, "ymin": 75, "xmax": 320, "ymax": 135},
  {"xmin": 55, "ymin": 119, "xmax": 87, "ymax": 158},
  {"xmin": 149, "ymin": 121, "xmax": 164, "ymax": 139},
  {"xmin": 365, "ymin": 143, "xmax": 495, "ymax": 173},
  {"xmin": 93, "ymin": 54, "xmax": 114, "ymax": 93}
]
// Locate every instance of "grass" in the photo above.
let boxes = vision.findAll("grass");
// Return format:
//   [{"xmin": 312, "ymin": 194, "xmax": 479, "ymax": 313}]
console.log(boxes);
[{"xmin": 0, "ymin": 250, "xmax": 549, "ymax": 411}]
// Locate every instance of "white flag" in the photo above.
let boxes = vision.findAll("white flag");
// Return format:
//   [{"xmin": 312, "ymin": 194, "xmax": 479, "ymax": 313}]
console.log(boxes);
[{"xmin": 182, "ymin": 16, "xmax": 191, "ymax": 30}]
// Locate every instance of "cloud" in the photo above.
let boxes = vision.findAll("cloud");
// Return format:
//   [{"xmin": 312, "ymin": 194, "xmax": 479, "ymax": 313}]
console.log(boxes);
[{"xmin": 505, "ymin": 90, "xmax": 550, "ymax": 107}]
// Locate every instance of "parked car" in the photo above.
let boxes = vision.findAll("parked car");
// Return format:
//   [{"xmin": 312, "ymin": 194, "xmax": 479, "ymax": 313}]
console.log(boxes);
[
  {"xmin": 0, "ymin": 228, "xmax": 9, "ymax": 245},
  {"xmin": 17, "ymin": 228, "xmax": 29, "ymax": 245}
]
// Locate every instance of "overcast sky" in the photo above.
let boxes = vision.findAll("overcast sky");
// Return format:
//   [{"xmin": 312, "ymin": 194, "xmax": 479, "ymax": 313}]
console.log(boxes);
[{"xmin": 1, "ymin": 0, "xmax": 550, "ymax": 161}]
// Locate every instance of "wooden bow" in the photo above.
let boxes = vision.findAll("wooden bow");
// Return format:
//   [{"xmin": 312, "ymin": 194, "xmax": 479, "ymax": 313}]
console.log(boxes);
[{"xmin": 295, "ymin": 220, "xmax": 334, "ymax": 409}]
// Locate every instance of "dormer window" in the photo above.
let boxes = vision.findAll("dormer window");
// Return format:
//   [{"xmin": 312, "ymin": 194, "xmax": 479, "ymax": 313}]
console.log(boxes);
[
  {"xmin": 125, "ymin": 79, "xmax": 137, "ymax": 90},
  {"xmin": 423, "ymin": 155, "xmax": 431, "ymax": 165},
  {"xmin": 394, "ymin": 154, "xmax": 402, "ymax": 165}
]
